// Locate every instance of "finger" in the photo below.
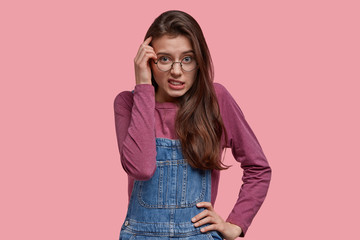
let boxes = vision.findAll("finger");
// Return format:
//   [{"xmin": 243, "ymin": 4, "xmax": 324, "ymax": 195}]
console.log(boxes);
[
  {"xmin": 191, "ymin": 209, "xmax": 212, "ymax": 222},
  {"xmin": 136, "ymin": 45, "xmax": 156, "ymax": 60},
  {"xmin": 143, "ymin": 47, "xmax": 157, "ymax": 61},
  {"xmin": 137, "ymin": 45, "xmax": 155, "ymax": 55},
  {"xmin": 135, "ymin": 48, "xmax": 157, "ymax": 66},
  {"xmin": 134, "ymin": 38, "xmax": 154, "ymax": 60},
  {"xmin": 193, "ymin": 216, "xmax": 215, "ymax": 227},
  {"xmin": 143, "ymin": 46, "xmax": 157, "ymax": 61},
  {"xmin": 135, "ymin": 45, "xmax": 150, "ymax": 62},
  {"xmin": 200, "ymin": 223, "xmax": 220, "ymax": 233},
  {"xmin": 142, "ymin": 45, "xmax": 154, "ymax": 51},
  {"xmin": 143, "ymin": 36, "xmax": 152, "ymax": 45},
  {"xmin": 196, "ymin": 202, "xmax": 213, "ymax": 210}
]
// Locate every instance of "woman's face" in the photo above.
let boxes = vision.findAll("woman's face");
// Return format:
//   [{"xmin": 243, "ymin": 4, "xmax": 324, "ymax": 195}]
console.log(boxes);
[{"xmin": 151, "ymin": 35, "xmax": 197, "ymax": 103}]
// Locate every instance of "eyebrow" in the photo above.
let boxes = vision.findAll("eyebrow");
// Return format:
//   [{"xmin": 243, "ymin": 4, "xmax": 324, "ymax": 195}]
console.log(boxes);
[{"xmin": 156, "ymin": 50, "xmax": 195, "ymax": 56}]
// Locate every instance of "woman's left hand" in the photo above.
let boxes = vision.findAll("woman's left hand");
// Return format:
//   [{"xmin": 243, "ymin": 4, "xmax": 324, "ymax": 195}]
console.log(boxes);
[{"xmin": 192, "ymin": 202, "xmax": 242, "ymax": 240}]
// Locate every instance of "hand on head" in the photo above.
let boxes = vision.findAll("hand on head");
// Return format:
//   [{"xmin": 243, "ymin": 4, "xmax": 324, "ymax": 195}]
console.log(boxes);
[{"xmin": 134, "ymin": 36, "xmax": 157, "ymax": 85}]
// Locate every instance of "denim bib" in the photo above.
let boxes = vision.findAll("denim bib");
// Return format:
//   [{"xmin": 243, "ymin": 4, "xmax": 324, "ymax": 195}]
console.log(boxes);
[{"xmin": 119, "ymin": 138, "xmax": 223, "ymax": 239}]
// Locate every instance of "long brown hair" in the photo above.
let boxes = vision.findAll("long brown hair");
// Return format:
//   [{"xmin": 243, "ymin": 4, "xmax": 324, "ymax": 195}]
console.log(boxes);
[{"xmin": 145, "ymin": 10, "xmax": 228, "ymax": 170}]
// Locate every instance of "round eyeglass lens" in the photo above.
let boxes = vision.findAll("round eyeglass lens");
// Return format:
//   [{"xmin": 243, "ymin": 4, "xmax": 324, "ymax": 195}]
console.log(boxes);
[
  {"xmin": 181, "ymin": 58, "xmax": 197, "ymax": 71},
  {"xmin": 156, "ymin": 57, "xmax": 197, "ymax": 72}
]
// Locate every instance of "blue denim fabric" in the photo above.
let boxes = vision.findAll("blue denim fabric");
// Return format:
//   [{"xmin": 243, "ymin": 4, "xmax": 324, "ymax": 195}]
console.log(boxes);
[{"xmin": 120, "ymin": 138, "xmax": 223, "ymax": 240}]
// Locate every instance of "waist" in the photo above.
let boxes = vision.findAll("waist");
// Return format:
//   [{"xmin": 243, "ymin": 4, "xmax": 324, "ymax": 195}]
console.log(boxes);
[{"xmin": 122, "ymin": 218, "xmax": 204, "ymax": 237}]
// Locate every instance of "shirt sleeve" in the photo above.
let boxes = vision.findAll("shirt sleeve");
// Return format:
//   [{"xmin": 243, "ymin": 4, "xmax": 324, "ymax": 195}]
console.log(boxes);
[
  {"xmin": 215, "ymin": 83, "xmax": 272, "ymax": 237},
  {"xmin": 113, "ymin": 84, "xmax": 157, "ymax": 180}
]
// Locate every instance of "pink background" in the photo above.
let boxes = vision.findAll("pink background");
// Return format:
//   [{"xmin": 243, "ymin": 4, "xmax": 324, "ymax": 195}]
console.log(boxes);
[{"xmin": 1, "ymin": 0, "xmax": 359, "ymax": 239}]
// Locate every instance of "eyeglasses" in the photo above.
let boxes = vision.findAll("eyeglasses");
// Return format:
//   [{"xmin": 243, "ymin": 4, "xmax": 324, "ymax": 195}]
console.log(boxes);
[{"xmin": 153, "ymin": 56, "xmax": 198, "ymax": 72}]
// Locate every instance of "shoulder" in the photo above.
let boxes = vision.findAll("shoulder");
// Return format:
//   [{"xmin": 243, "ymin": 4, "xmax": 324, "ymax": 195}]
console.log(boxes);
[
  {"xmin": 213, "ymin": 82, "xmax": 234, "ymax": 106},
  {"xmin": 114, "ymin": 84, "xmax": 155, "ymax": 112},
  {"xmin": 114, "ymin": 90, "xmax": 134, "ymax": 112},
  {"xmin": 213, "ymin": 82, "xmax": 227, "ymax": 95},
  {"xmin": 213, "ymin": 82, "xmax": 245, "ymax": 118}
]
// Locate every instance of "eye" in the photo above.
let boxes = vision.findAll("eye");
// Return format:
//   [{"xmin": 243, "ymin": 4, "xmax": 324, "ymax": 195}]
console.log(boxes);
[
  {"xmin": 158, "ymin": 56, "xmax": 171, "ymax": 63},
  {"xmin": 182, "ymin": 56, "xmax": 193, "ymax": 63}
]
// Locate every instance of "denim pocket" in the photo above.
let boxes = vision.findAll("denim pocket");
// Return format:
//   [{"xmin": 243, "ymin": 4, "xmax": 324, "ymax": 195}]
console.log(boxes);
[
  {"xmin": 206, "ymin": 231, "xmax": 224, "ymax": 240},
  {"xmin": 137, "ymin": 160, "xmax": 207, "ymax": 208},
  {"xmin": 119, "ymin": 231, "xmax": 135, "ymax": 240}
]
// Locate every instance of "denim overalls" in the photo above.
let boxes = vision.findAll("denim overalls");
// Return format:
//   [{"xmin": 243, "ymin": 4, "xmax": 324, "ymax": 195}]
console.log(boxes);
[{"xmin": 119, "ymin": 138, "xmax": 223, "ymax": 240}]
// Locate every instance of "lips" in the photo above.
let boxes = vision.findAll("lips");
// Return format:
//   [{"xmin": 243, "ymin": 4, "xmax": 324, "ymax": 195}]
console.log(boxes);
[
  {"xmin": 168, "ymin": 79, "xmax": 184, "ymax": 85},
  {"xmin": 168, "ymin": 79, "xmax": 185, "ymax": 90}
]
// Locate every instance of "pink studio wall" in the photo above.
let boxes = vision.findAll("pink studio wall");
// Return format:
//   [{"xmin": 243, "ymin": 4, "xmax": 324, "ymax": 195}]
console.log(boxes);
[{"xmin": 1, "ymin": 0, "xmax": 359, "ymax": 239}]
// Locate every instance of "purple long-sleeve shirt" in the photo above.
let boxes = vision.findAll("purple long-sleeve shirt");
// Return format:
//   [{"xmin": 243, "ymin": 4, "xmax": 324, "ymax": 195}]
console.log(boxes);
[{"xmin": 114, "ymin": 82, "xmax": 271, "ymax": 237}]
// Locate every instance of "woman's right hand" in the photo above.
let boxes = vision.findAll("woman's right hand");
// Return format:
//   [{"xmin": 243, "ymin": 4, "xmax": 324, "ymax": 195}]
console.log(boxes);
[{"xmin": 134, "ymin": 36, "xmax": 157, "ymax": 85}]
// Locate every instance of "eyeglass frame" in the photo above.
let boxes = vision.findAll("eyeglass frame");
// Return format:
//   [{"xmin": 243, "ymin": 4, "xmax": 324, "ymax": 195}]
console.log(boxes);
[{"xmin": 152, "ymin": 57, "xmax": 198, "ymax": 72}]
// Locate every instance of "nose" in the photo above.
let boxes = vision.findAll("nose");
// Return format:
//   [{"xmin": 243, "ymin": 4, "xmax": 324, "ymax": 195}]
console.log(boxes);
[{"xmin": 170, "ymin": 62, "xmax": 182, "ymax": 76}]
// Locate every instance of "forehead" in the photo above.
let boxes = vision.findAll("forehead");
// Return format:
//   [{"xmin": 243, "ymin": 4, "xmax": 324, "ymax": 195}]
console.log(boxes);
[{"xmin": 152, "ymin": 35, "xmax": 193, "ymax": 54}]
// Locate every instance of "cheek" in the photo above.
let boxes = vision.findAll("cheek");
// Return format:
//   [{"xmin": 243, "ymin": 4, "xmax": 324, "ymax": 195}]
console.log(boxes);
[
  {"xmin": 150, "ymin": 66, "xmax": 160, "ymax": 83},
  {"xmin": 189, "ymin": 72, "xmax": 197, "ymax": 84},
  {"xmin": 152, "ymin": 71, "xmax": 167, "ymax": 84}
]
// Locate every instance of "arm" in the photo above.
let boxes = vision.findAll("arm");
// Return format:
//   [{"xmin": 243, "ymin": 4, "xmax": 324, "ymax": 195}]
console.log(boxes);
[
  {"xmin": 218, "ymin": 83, "xmax": 272, "ymax": 237},
  {"xmin": 113, "ymin": 36, "xmax": 158, "ymax": 180},
  {"xmin": 114, "ymin": 85, "xmax": 157, "ymax": 180},
  {"xmin": 191, "ymin": 83, "xmax": 271, "ymax": 239}
]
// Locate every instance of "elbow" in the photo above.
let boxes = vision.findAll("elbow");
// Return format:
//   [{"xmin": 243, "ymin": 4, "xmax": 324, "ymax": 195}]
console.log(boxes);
[
  {"xmin": 120, "ymin": 152, "xmax": 156, "ymax": 181},
  {"xmin": 261, "ymin": 165, "xmax": 272, "ymax": 189},
  {"xmin": 243, "ymin": 163, "xmax": 272, "ymax": 184},
  {"xmin": 267, "ymin": 164, "xmax": 272, "ymax": 183},
  {"xmin": 265, "ymin": 165, "xmax": 272, "ymax": 181},
  {"xmin": 131, "ymin": 166, "xmax": 156, "ymax": 181},
  {"xmin": 260, "ymin": 164, "xmax": 272, "ymax": 184}
]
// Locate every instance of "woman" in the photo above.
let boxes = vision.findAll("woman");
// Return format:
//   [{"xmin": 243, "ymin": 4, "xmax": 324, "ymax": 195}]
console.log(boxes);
[{"xmin": 114, "ymin": 10, "xmax": 271, "ymax": 239}]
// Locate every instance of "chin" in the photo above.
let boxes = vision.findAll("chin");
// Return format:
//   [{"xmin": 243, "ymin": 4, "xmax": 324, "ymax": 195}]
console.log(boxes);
[{"xmin": 169, "ymin": 91, "xmax": 186, "ymax": 99}]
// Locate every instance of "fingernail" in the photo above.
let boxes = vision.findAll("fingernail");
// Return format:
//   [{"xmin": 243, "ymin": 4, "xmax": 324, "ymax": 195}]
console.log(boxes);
[
  {"xmin": 200, "ymin": 228, "xmax": 205, "ymax": 232},
  {"xmin": 191, "ymin": 218, "xmax": 196, "ymax": 222}
]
